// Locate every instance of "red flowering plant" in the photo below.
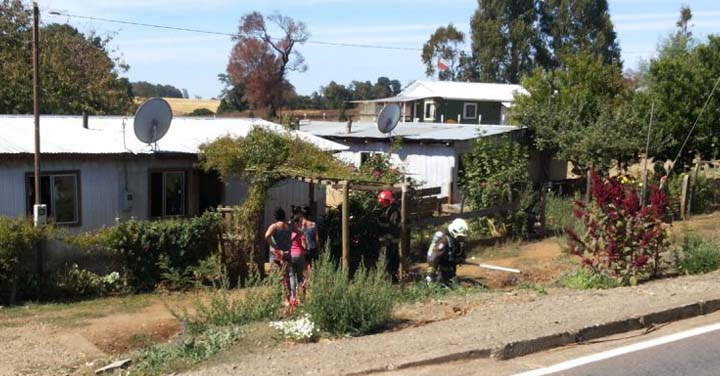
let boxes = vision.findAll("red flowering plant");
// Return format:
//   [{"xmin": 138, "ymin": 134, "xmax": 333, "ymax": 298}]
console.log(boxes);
[
  {"xmin": 358, "ymin": 153, "xmax": 403, "ymax": 183},
  {"xmin": 566, "ymin": 169, "xmax": 671, "ymax": 286}
]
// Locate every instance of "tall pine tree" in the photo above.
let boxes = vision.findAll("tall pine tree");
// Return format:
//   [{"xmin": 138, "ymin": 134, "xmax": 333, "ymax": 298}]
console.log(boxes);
[
  {"xmin": 540, "ymin": 0, "xmax": 620, "ymax": 66},
  {"xmin": 470, "ymin": 0, "xmax": 546, "ymax": 83}
]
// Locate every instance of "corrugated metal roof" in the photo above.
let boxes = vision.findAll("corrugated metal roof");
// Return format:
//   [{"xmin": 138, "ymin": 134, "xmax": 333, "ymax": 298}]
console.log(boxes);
[
  {"xmin": 354, "ymin": 80, "xmax": 528, "ymax": 104},
  {"xmin": 0, "ymin": 115, "xmax": 348, "ymax": 154},
  {"xmin": 299, "ymin": 121, "xmax": 522, "ymax": 142}
]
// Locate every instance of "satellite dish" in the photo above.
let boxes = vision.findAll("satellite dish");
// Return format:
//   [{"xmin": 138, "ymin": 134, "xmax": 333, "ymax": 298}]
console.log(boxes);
[
  {"xmin": 133, "ymin": 98, "xmax": 172, "ymax": 146},
  {"xmin": 377, "ymin": 104, "xmax": 400, "ymax": 134}
]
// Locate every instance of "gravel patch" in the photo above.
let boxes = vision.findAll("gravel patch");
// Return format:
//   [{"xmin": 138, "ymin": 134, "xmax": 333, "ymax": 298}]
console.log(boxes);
[{"xmin": 186, "ymin": 271, "xmax": 720, "ymax": 376}]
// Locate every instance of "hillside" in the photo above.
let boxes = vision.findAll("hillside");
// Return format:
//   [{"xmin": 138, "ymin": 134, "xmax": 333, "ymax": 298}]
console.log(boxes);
[{"xmin": 135, "ymin": 97, "xmax": 221, "ymax": 116}]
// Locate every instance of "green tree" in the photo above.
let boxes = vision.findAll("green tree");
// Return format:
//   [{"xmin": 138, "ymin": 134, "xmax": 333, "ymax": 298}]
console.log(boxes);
[
  {"xmin": 321, "ymin": 81, "xmax": 352, "ymax": 109},
  {"xmin": 512, "ymin": 53, "xmax": 643, "ymax": 175},
  {"xmin": 640, "ymin": 35, "xmax": 720, "ymax": 168},
  {"xmin": 0, "ymin": 1, "xmax": 133, "ymax": 114},
  {"xmin": 421, "ymin": 24, "xmax": 466, "ymax": 81},
  {"xmin": 470, "ymin": 0, "xmax": 548, "ymax": 83},
  {"xmin": 217, "ymin": 73, "xmax": 248, "ymax": 114},
  {"xmin": 540, "ymin": 0, "xmax": 620, "ymax": 66}
]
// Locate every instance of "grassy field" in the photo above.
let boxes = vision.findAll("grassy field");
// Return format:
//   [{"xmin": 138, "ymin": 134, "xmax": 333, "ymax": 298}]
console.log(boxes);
[{"xmin": 135, "ymin": 97, "xmax": 221, "ymax": 116}]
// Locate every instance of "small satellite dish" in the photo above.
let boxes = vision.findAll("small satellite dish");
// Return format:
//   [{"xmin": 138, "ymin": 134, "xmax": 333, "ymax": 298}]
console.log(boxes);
[
  {"xmin": 133, "ymin": 98, "xmax": 172, "ymax": 146},
  {"xmin": 377, "ymin": 104, "xmax": 400, "ymax": 134}
]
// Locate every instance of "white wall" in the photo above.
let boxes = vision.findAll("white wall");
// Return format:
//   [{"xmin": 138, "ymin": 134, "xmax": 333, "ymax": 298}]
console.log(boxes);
[
  {"xmin": 0, "ymin": 157, "xmax": 325, "ymax": 233},
  {"xmin": 335, "ymin": 142, "xmax": 459, "ymax": 198}
]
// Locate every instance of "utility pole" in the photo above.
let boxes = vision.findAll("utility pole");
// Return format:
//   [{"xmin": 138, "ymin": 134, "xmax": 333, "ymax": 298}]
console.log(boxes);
[{"xmin": 32, "ymin": 2, "xmax": 43, "ymax": 226}]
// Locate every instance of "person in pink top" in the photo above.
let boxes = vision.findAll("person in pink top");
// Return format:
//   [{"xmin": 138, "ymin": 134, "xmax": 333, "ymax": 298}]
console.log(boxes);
[{"xmin": 288, "ymin": 215, "xmax": 307, "ymax": 300}]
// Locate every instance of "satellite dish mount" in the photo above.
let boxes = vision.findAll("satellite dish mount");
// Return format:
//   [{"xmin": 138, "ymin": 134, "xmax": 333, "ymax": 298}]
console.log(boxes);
[{"xmin": 134, "ymin": 98, "xmax": 173, "ymax": 151}]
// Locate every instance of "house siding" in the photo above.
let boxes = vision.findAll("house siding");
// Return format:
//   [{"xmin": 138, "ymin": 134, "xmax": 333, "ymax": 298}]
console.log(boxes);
[
  {"xmin": 0, "ymin": 156, "xmax": 325, "ymax": 232},
  {"xmin": 335, "ymin": 142, "xmax": 460, "ymax": 199}
]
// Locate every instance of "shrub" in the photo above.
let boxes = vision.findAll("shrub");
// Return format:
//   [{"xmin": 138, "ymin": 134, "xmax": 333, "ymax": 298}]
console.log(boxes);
[
  {"xmin": 677, "ymin": 235, "xmax": 720, "ymax": 275},
  {"xmin": 566, "ymin": 169, "xmax": 671, "ymax": 286},
  {"xmin": 107, "ymin": 211, "xmax": 222, "ymax": 291},
  {"xmin": 188, "ymin": 108, "xmax": 215, "ymax": 116},
  {"xmin": 174, "ymin": 274, "xmax": 283, "ymax": 335},
  {"xmin": 303, "ymin": 247, "xmax": 395, "ymax": 336},
  {"xmin": 0, "ymin": 218, "xmax": 43, "ymax": 304},
  {"xmin": 132, "ymin": 325, "xmax": 242, "ymax": 375},
  {"xmin": 54, "ymin": 264, "xmax": 123, "ymax": 298},
  {"xmin": 558, "ymin": 269, "xmax": 620, "ymax": 290},
  {"xmin": 545, "ymin": 192, "xmax": 582, "ymax": 235}
]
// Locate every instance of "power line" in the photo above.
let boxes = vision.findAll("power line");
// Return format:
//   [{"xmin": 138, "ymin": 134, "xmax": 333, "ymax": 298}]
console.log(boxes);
[{"xmin": 44, "ymin": 10, "xmax": 423, "ymax": 52}]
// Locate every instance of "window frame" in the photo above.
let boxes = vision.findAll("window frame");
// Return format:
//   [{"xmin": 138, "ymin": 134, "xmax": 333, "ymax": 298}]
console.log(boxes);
[
  {"xmin": 423, "ymin": 100, "xmax": 436, "ymax": 121},
  {"xmin": 463, "ymin": 102, "xmax": 478, "ymax": 120},
  {"xmin": 148, "ymin": 169, "xmax": 188, "ymax": 218},
  {"xmin": 25, "ymin": 170, "xmax": 82, "ymax": 226}
]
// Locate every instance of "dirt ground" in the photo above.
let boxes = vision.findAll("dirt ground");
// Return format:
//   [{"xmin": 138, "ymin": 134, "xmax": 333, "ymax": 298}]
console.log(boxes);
[{"xmin": 0, "ymin": 212, "xmax": 717, "ymax": 375}]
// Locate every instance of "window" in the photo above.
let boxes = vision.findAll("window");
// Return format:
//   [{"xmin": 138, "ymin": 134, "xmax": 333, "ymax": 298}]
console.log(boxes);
[
  {"xmin": 424, "ymin": 101, "xmax": 436, "ymax": 121},
  {"xmin": 463, "ymin": 103, "xmax": 478, "ymax": 120},
  {"xmin": 150, "ymin": 171, "xmax": 186, "ymax": 217},
  {"xmin": 25, "ymin": 172, "xmax": 80, "ymax": 225}
]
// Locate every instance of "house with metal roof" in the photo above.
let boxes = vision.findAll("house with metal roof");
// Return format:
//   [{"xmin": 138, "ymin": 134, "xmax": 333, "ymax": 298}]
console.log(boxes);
[
  {"xmin": 300, "ymin": 120, "xmax": 526, "ymax": 200},
  {"xmin": 353, "ymin": 80, "xmax": 527, "ymax": 124},
  {"xmin": 0, "ymin": 115, "xmax": 346, "ymax": 231}
]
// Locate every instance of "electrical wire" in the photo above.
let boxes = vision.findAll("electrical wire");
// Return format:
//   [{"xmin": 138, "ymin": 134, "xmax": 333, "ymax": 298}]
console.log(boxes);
[
  {"xmin": 666, "ymin": 74, "xmax": 720, "ymax": 178},
  {"xmin": 44, "ymin": 10, "xmax": 423, "ymax": 52}
]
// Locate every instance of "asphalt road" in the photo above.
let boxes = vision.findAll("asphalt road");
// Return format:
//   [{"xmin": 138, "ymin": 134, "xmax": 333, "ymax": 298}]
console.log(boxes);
[
  {"xmin": 549, "ymin": 329, "xmax": 720, "ymax": 376},
  {"xmin": 381, "ymin": 311, "xmax": 720, "ymax": 376}
]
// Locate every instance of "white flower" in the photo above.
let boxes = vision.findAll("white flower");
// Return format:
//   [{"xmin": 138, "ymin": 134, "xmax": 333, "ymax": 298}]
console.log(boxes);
[{"xmin": 270, "ymin": 314, "xmax": 317, "ymax": 341}]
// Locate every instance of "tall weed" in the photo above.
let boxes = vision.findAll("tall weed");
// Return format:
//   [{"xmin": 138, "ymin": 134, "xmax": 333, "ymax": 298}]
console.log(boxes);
[
  {"xmin": 304, "ymin": 247, "xmax": 395, "ymax": 336},
  {"xmin": 677, "ymin": 235, "xmax": 720, "ymax": 275}
]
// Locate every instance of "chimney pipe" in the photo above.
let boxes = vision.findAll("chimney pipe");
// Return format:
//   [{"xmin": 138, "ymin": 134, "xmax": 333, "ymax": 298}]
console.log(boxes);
[
  {"xmin": 82, "ymin": 111, "xmax": 89, "ymax": 129},
  {"xmin": 346, "ymin": 116, "xmax": 353, "ymax": 134}
]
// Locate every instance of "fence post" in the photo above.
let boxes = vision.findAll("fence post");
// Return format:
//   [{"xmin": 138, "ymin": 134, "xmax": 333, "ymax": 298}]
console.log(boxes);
[
  {"xmin": 687, "ymin": 163, "xmax": 701, "ymax": 216},
  {"xmin": 586, "ymin": 169, "xmax": 592, "ymax": 203},
  {"xmin": 341, "ymin": 181, "xmax": 350, "ymax": 271},
  {"xmin": 399, "ymin": 183, "xmax": 408, "ymax": 282},
  {"xmin": 680, "ymin": 174, "xmax": 690, "ymax": 220}
]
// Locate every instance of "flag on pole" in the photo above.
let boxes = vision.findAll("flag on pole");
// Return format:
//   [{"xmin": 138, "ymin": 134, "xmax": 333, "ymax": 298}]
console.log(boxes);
[{"xmin": 437, "ymin": 57, "xmax": 449, "ymax": 72}]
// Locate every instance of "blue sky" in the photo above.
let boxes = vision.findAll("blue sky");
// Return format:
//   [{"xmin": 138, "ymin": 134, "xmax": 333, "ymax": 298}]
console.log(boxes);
[{"xmin": 36, "ymin": 0, "xmax": 720, "ymax": 99}]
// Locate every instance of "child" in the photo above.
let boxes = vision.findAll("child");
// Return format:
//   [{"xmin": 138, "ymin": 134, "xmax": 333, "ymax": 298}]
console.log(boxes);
[{"xmin": 288, "ymin": 215, "xmax": 307, "ymax": 300}]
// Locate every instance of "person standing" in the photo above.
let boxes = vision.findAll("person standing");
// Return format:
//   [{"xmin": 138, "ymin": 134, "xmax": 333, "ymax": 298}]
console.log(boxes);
[
  {"xmin": 377, "ymin": 190, "xmax": 401, "ymax": 282},
  {"xmin": 265, "ymin": 207, "xmax": 291, "ymax": 270},
  {"xmin": 288, "ymin": 215, "xmax": 307, "ymax": 301},
  {"xmin": 300, "ymin": 206, "xmax": 320, "ymax": 264}
]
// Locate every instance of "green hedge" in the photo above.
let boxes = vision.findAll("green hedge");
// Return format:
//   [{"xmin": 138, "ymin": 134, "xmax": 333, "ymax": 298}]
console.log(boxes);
[
  {"xmin": 0, "ymin": 217, "xmax": 43, "ymax": 304},
  {"xmin": 107, "ymin": 211, "xmax": 222, "ymax": 291}
]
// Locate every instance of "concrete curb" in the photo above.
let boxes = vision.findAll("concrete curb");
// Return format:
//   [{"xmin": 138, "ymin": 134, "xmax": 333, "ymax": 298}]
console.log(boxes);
[{"xmin": 353, "ymin": 297, "xmax": 720, "ymax": 374}]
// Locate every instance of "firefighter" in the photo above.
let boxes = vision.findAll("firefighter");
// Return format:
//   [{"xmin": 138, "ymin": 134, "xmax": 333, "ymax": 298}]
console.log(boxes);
[
  {"xmin": 426, "ymin": 218, "xmax": 469, "ymax": 285},
  {"xmin": 377, "ymin": 190, "xmax": 401, "ymax": 282}
]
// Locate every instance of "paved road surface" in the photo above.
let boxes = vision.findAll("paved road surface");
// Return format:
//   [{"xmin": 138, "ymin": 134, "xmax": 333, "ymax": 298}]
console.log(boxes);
[
  {"xmin": 527, "ymin": 326, "xmax": 720, "ymax": 376},
  {"xmin": 381, "ymin": 311, "xmax": 720, "ymax": 376}
]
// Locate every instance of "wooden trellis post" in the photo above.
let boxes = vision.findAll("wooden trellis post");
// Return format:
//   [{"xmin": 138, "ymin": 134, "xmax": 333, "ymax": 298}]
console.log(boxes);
[
  {"xmin": 341, "ymin": 181, "xmax": 350, "ymax": 271},
  {"xmin": 399, "ymin": 183, "xmax": 409, "ymax": 281},
  {"xmin": 680, "ymin": 174, "xmax": 690, "ymax": 220}
]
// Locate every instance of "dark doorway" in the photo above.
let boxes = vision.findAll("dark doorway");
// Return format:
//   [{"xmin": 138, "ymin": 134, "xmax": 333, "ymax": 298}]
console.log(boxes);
[{"xmin": 198, "ymin": 170, "xmax": 224, "ymax": 213}]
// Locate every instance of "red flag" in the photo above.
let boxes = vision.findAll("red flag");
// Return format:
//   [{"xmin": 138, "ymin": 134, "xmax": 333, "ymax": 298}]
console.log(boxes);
[{"xmin": 437, "ymin": 57, "xmax": 449, "ymax": 71}]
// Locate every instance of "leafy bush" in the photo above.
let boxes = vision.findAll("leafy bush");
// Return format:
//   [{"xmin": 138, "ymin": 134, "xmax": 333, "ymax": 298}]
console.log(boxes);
[
  {"xmin": 132, "ymin": 325, "xmax": 242, "ymax": 375},
  {"xmin": 322, "ymin": 192, "xmax": 383, "ymax": 270},
  {"xmin": 188, "ymin": 108, "xmax": 215, "ymax": 116},
  {"xmin": 303, "ymin": 248, "xmax": 395, "ymax": 336},
  {"xmin": 677, "ymin": 235, "xmax": 720, "ymax": 275},
  {"xmin": 174, "ymin": 274, "xmax": 283, "ymax": 335},
  {"xmin": 459, "ymin": 136, "xmax": 537, "ymax": 238},
  {"xmin": 558, "ymin": 269, "xmax": 620, "ymax": 290},
  {"xmin": 567, "ymin": 170, "xmax": 671, "ymax": 286},
  {"xmin": 0, "ymin": 218, "xmax": 43, "ymax": 304},
  {"xmin": 107, "ymin": 211, "xmax": 222, "ymax": 291},
  {"xmin": 54, "ymin": 264, "xmax": 123, "ymax": 298}
]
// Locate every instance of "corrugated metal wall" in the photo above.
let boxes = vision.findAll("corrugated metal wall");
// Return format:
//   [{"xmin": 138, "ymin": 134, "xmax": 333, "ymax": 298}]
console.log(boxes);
[
  {"xmin": 334, "ymin": 142, "xmax": 459, "ymax": 198},
  {"xmin": 0, "ymin": 157, "xmax": 324, "ymax": 232}
]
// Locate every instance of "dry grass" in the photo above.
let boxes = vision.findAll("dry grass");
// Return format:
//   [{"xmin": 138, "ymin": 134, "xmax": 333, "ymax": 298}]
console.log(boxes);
[{"xmin": 135, "ymin": 97, "xmax": 221, "ymax": 115}]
